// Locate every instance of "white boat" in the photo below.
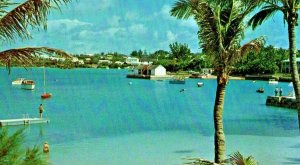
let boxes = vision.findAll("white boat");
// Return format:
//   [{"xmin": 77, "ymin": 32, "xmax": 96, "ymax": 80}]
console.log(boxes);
[
  {"xmin": 21, "ymin": 80, "xmax": 35, "ymax": 90},
  {"xmin": 12, "ymin": 78, "xmax": 25, "ymax": 85},
  {"xmin": 197, "ymin": 82, "xmax": 204, "ymax": 87},
  {"xmin": 268, "ymin": 79, "xmax": 278, "ymax": 84}
]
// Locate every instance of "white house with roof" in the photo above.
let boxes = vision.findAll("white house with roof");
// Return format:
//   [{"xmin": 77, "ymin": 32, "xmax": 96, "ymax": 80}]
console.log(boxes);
[
  {"xmin": 125, "ymin": 57, "xmax": 140, "ymax": 65},
  {"xmin": 98, "ymin": 60, "xmax": 112, "ymax": 64},
  {"xmin": 135, "ymin": 65, "xmax": 166, "ymax": 76},
  {"xmin": 281, "ymin": 58, "xmax": 300, "ymax": 73}
]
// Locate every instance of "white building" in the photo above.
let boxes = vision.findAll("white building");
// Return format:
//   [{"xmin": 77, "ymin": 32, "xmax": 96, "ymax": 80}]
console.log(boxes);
[
  {"xmin": 125, "ymin": 57, "xmax": 140, "ymax": 65},
  {"xmin": 72, "ymin": 57, "xmax": 79, "ymax": 63},
  {"xmin": 78, "ymin": 60, "xmax": 84, "ymax": 65},
  {"xmin": 98, "ymin": 60, "xmax": 112, "ymax": 64},
  {"xmin": 49, "ymin": 57, "xmax": 65, "ymax": 62},
  {"xmin": 135, "ymin": 65, "xmax": 166, "ymax": 76},
  {"xmin": 115, "ymin": 61, "xmax": 124, "ymax": 65},
  {"xmin": 281, "ymin": 58, "xmax": 300, "ymax": 73}
]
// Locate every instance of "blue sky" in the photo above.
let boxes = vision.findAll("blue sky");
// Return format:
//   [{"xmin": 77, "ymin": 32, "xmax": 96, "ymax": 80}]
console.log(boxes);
[{"xmin": 3, "ymin": 0, "xmax": 300, "ymax": 55}]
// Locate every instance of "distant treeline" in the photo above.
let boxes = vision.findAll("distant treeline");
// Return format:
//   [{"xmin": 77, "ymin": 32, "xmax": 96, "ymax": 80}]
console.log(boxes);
[{"xmin": 4, "ymin": 42, "xmax": 299, "ymax": 75}]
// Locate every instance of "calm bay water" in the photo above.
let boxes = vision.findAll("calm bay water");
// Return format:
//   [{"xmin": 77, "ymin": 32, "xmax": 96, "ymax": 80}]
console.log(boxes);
[{"xmin": 0, "ymin": 67, "xmax": 299, "ymax": 165}]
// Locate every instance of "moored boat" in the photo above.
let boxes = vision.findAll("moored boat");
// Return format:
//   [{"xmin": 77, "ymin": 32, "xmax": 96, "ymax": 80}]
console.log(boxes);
[
  {"xmin": 12, "ymin": 78, "xmax": 25, "ymax": 85},
  {"xmin": 268, "ymin": 79, "xmax": 278, "ymax": 84},
  {"xmin": 256, "ymin": 88, "xmax": 264, "ymax": 93},
  {"xmin": 197, "ymin": 82, "xmax": 204, "ymax": 87},
  {"xmin": 21, "ymin": 80, "xmax": 35, "ymax": 90},
  {"xmin": 41, "ymin": 93, "xmax": 52, "ymax": 99},
  {"xmin": 169, "ymin": 79, "xmax": 185, "ymax": 84}
]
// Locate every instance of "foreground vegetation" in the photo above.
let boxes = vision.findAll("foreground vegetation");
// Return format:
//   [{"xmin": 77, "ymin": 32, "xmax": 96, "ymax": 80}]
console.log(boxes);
[{"xmin": 0, "ymin": 128, "xmax": 45, "ymax": 165}]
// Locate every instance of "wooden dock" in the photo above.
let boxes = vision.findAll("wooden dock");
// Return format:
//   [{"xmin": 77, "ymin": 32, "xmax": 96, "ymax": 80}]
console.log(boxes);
[{"xmin": 0, "ymin": 118, "xmax": 50, "ymax": 127}]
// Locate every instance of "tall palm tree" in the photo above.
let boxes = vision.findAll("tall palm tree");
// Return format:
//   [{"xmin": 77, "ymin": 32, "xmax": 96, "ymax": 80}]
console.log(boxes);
[
  {"xmin": 171, "ymin": 0, "xmax": 264, "ymax": 163},
  {"xmin": 0, "ymin": 0, "xmax": 72, "ymax": 70},
  {"xmin": 248, "ymin": 0, "xmax": 300, "ymax": 130}
]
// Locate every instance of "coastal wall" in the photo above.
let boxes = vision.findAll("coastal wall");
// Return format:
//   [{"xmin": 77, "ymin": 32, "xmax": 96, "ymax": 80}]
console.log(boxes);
[
  {"xmin": 266, "ymin": 96, "xmax": 297, "ymax": 109},
  {"xmin": 245, "ymin": 74, "xmax": 292, "ymax": 82},
  {"xmin": 245, "ymin": 74, "xmax": 277, "ymax": 81}
]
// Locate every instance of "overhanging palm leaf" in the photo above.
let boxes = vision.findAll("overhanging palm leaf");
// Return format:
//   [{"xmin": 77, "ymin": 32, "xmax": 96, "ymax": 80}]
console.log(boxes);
[
  {"xmin": 0, "ymin": 47, "xmax": 72, "ymax": 72},
  {"xmin": 227, "ymin": 36, "xmax": 266, "ymax": 65},
  {"xmin": 248, "ymin": 5, "xmax": 282, "ymax": 29},
  {"xmin": 170, "ymin": 0, "xmax": 193, "ymax": 19},
  {"xmin": 0, "ymin": 0, "xmax": 71, "ymax": 42}
]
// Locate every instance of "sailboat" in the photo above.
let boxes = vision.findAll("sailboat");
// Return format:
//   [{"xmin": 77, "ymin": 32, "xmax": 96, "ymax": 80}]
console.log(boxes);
[{"xmin": 41, "ymin": 65, "xmax": 52, "ymax": 99}]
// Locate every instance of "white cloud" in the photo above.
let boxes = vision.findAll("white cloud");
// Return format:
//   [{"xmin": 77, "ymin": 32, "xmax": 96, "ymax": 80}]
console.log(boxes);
[
  {"xmin": 180, "ymin": 18, "xmax": 198, "ymax": 29},
  {"xmin": 48, "ymin": 19, "xmax": 92, "ymax": 32},
  {"xmin": 125, "ymin": 11, "xmax": 138, "ymax": 21},
  {"xmin": 78, "ymin": 30, "xmax": 102, "ymax": 40},
  {"xmin": 153, "ymin": 31, "xmax": 158, "ymax": 39},
  {"xmin": 104, "ymin": 27, "xmax": 126, "ymax": 36},
  {"xmin": 159, "ymin": 5, "xmax": 176, "ymax": 21},
  {"xmin": 98, "ymin": 0, "xmax": 114, "ymax": 10},
  {"xmin": 108, "ymin": 15, "xmax": 121, "ymax": 27},
  {"xmin": 166, "ymin": 30, "xmax": 177, "ymax": 42},
  {"xmin": 128, "ymin": 24, "xmax": 147, "ymax": 34}
]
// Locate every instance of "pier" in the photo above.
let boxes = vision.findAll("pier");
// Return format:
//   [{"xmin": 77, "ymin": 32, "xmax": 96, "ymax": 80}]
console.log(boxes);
[
  {"xmin": 126, "ymin": 74, "xmax": 173, "ymax": 80},
  {"xmin": 266, "ymin": 96, "xmax": 297, "ymax": 109},
  {"xmin": 0, "ymin": 118, "xmax": 50, "ymax": 127}
]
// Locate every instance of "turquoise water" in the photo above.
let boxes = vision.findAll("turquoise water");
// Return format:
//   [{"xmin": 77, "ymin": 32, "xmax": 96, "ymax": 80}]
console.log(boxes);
[{"xmin": 0, "ymin": 68, "xmax": 299, "ymax": 165}]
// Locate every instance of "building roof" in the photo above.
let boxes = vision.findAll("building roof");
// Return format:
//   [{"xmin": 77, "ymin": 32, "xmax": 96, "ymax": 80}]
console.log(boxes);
[
  {"xmin": 148, "ymin": 65, "xmax": 160, "ymax": 70},
  {"xmin": 135, "ymin": 65, "xmax": 164, "ymax": 70}
]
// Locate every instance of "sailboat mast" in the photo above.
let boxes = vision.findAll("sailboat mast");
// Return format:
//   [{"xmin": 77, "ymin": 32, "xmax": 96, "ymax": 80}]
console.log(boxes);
[
  {"xmin": 43, "ymin": 58, "xmax": 46, "ymax": 94},
  {"xmin": 44, "ymin": 66, "xmax": 46, "ymax": 93}
]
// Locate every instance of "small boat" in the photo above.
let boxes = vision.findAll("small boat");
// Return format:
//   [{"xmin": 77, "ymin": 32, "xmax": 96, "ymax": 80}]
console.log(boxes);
[
  {"xmin": 41, "ymin": 65, "xmax": 52, "ymax": 99},
  {"xmin": 197, "ymin": 82, "xmax": 204, "ymax": 87},
  {"xmin": 12, "ymin": 78, "xmax": 25, "ymax": 85},
  {"xmin": 189, "ymin": 73, "xmax": 201, "ymax": 78},
  {"xmin": 21, "ymin": 80, "xmax": 35, "ymax": 90},
  {"xmin": 256, "ymin": 88, "xmax": 264, "ymax": 93},
  {"xmin": 169, "ymin": 79, "xmax": 185, "ymax": 84},
  {"xmin": 41, "ymin": 93, "xmax": 52, "ymax": 99},
  {"xmin": 268, "ymin": 79, "xmax": 278, "ymax": 84}
]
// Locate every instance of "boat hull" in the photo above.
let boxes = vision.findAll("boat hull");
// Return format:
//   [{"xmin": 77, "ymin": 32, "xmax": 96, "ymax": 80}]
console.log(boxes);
[
  {"xmin": 21, "ymin": 84, "xmax": 35, "ymax": 90},
  {"xmin": 12, "ymin": 78, "xmax": 25, "ymax": 85},
  {"xmin": 169, "ymin": 80, "xmax": 185, "ymax": 84},
  {"xmin": 41, "ymin": 93, "xmax": 52, "ymax": 99},
  {"xmin": 21, "ymin": 80, "xmax": 35, "ymax": 90},
  {"xmin": 197, "ymin": 82, "xmax": 204, "ymax": 87}
]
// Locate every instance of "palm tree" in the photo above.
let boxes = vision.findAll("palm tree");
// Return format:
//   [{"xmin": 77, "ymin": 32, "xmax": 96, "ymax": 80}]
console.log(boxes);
[
  {"xmin": 171, "ymin": 0, "xmax": 264, "ymax": 163},
  {"xmin": 0, "ymin": 0, "xmax": 72, "ymax": 70},
  {"xmin": 248, "ymin": 0, "xmax": 300, "ymax": 130}
]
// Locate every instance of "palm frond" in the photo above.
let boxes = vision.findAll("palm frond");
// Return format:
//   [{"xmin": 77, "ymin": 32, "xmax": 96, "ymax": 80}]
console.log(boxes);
[
  {"xmin": 194, "ymin": 2, "xmax": 220, "ymax": 55},
  {"xmin": 240, "ymin": 36, "xmax": 266, "ymax": 56},
  {"xmin": 248, "ymin": 5, "xmax": 281, "ymax": 29},
  {"xmin": 229, "ymin": 151, "xmax": 258, "ymax": 165},
  {"xmin": 183, "ymin": 157, "xmax": 222, "ymax": 165},
  {"xmin": 0, "ymin": 0, "xmax": 71, "ymax": 42},
  {"xmin": 0, "ymin": 128, "xmax": 25, "ymax": 164},
  {"xmin": 170, "ymin": 0, "xmax": 193, "ymax": 19},
  {"xmin": 0, "ymin": 47, "xmax": 72, "ymax": 73},
  {"xmin": 23, "ymin": 145, "xmax": 44, "ymax": 165}
]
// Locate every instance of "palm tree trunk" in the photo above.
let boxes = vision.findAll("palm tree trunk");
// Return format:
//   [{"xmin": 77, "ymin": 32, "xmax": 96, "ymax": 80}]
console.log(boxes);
[
  {"xmin": 214, "ymin": 76, "xmax": 227, "ymax": 163},
  {"xmin": 287, "ymin": 21, "xmax": 300, "ymax": 131}
]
